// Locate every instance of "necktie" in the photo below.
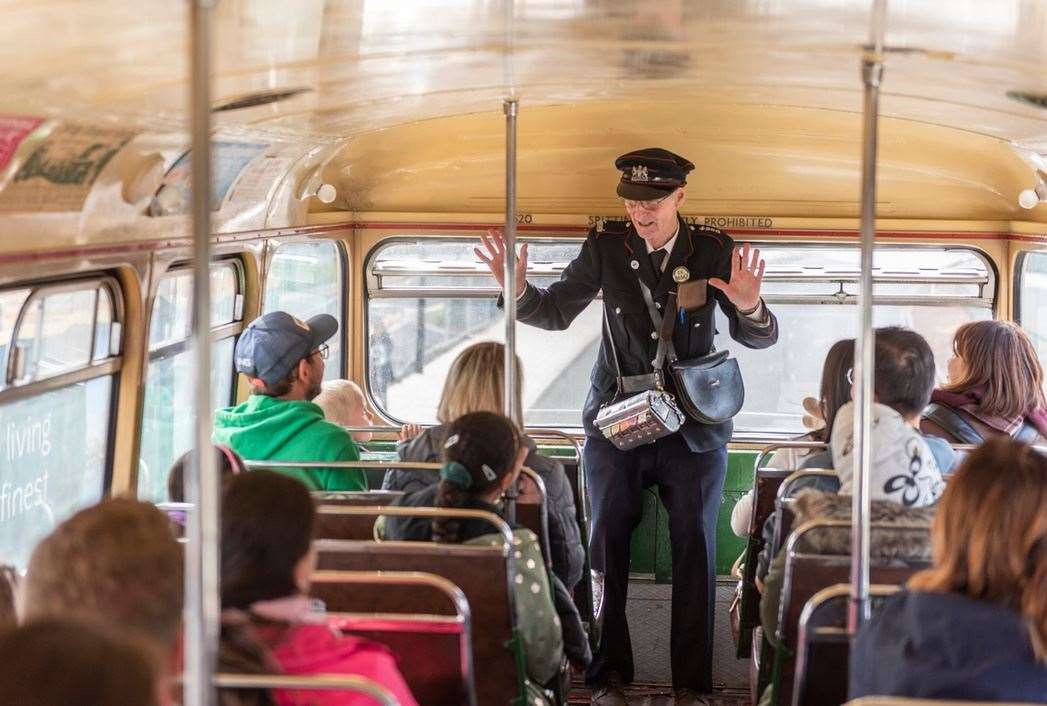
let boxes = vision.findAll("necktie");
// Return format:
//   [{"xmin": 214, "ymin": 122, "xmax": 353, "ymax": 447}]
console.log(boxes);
[{"xmin": 650, "ymin": 249, "xmax": 667, "ymax": 273}]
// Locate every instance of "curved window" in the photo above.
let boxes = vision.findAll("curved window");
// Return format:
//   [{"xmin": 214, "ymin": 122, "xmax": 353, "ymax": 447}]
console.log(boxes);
[
  {"xmin": 1016, "ymin": 251, "xmax": 1047, "ymax": 375},
  {"xmin": 264, "ymin": 240, "xmax": 345, "ymax": 380},
  {"xmin": 138, "ymin": 262, "xmax": 243, "ymax": 503},
  {"xmin": 0, "ymin": 278, "xmax": 122, "ymax": 569},
  {"xmin": 366, "ymin": 238, "xmax": 994, "ymax": 433}
]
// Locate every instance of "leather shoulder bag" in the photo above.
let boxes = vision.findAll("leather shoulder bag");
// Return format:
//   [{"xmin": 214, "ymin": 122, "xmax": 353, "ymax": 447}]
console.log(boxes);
[{"xmin": 638, "ymin": 280, "xmax": 745, "ymax": 425}]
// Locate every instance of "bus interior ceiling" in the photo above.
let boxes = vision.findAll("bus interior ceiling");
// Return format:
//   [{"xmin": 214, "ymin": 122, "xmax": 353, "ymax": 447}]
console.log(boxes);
[
  {"xmin": 0, "ymin": 1, "xmax": 1045, "ymax": 239},
  {"xmin": 2, "ymin": 1, "xmax": 1047, "ymax": 701}
]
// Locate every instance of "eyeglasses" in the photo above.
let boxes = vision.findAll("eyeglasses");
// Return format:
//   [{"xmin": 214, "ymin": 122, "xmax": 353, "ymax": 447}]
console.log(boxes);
[
  {"xmin": 309, "ymin": 344, "xmax": 330, "ymax": 361},
  {"xmin": 622, "ymin": 190, "xmax": 676, "ymax": 211}
]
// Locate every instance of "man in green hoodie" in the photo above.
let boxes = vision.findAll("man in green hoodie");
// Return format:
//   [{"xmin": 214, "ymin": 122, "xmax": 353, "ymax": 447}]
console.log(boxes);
[{"xmin": 212, "ymin": 311, "xmax": 366, "ymax": 491}]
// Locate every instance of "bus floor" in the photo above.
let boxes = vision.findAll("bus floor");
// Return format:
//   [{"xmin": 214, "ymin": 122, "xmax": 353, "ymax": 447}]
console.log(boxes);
[
  {"xmin": 568, "ymin": 682, "xmax": 751, "ymax": 706},
  {"xmin": 568, "ymin": 580, "xmax": 751, "ymax": 704}
]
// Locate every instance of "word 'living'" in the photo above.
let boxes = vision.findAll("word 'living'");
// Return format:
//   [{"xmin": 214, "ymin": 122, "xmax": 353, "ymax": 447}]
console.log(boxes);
[{"xmin": 0, "ymin": 416, "xmax": 53, "ymax": 523}]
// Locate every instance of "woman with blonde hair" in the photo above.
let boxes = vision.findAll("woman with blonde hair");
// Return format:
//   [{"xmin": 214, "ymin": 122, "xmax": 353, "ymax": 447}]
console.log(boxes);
[
  {"xmin": 385, "ymin": 341, "xmax": 584, "ymax": 592},
  {"xmin": 850, "ymin": 437, "xmax": 1047, "ymax": 700},
  {"xmin": 386, "ymin": 341, "xmax": 591, "ymax": 670},
  {"xmin": 922, "ymin": 320, "xmax": 1047, "ymax": 444}
]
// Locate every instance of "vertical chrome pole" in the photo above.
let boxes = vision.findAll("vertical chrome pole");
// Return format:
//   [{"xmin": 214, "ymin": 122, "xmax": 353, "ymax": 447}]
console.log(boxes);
[
  {"xmin": 849, "ymin": 0, "xmax": 887, "ymax": 634},
  {"xmin": 503, "ymin": 97, "xmax": 519, "ymax": 426},
  {"xmin": 185, "ymin": 1, "xmax": 220, "ymax": 705},
  {"xmin": 503, "ymin": 97, "xmax": 519, "ymax": 525}
]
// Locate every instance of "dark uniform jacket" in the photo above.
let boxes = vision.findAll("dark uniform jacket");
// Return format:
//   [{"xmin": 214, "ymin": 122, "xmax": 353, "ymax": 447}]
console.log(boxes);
[
  {"xmin": 513, "ymin": 216, "xmax": 778, "ymax": 452},
  {"xmin": 385, "ymin": 424, "xmax": 585, "ymax": 591}
]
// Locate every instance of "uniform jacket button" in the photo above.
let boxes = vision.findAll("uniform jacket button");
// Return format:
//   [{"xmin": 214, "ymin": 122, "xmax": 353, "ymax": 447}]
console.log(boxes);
[
  {"xmin": 655, "ymin": 302, "xmax": 662, "ymax": 309},
  {"xmin": 615, "ymin": 307, "xmax": 622, "ymax": 314},
  {"xmin": 650, "ymin": 331, "xmax": 658, "ymax": 340}
]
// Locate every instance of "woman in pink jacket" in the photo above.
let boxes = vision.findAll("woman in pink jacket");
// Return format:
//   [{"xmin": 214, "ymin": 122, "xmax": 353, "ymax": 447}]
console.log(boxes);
[{"xmin": 220, "ymin": 470, "xmax": 418, "ymax": 706}]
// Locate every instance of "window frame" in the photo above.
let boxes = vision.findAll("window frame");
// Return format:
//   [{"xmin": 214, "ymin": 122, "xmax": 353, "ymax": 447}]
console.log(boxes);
[
  {"xmin": 364, "ymin": 235, "xmax": 998, "ymax": 428},
  {"xmin": 262, "ymin": 238, "xmax": 348, "ymax": 379},
  {"xmin": 1, "ymin": 276, "xmax": 124, "ymax": 402},
  {"xmin": 145, "ymin": 258, "xmax": 246, "ymax": 364},
  {"xmin": 135, "ymin": 258, "xmax": 246, "ymax": 499},
  {"xmin": 1013, "ymin": 249, "xmax": 1046, "ymax": 325},
  {"xmin": 0, "ymin": 274, "xmax": 125, "ymax": 493}
]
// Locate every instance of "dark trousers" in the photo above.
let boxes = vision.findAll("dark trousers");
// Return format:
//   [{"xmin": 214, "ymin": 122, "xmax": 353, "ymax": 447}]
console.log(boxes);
[{"xmin": 584, "ymin": 434, "xmax": 728, "ymax": 692}]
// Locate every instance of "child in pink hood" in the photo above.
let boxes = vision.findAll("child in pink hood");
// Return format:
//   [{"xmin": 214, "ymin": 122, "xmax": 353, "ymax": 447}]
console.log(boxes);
[{"xmin": 220, "ymin": 470, "xmax": 418, "ymax": 706}]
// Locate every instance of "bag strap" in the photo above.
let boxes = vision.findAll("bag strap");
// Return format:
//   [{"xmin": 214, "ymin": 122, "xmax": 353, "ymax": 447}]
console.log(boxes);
[
  {"xmin": 637, "ymin": 279, "xmax": 679, "ymax": 367},
  {"xmin": 922, "ymin": 402, "xmax": 984, "ymax": 445},
  {"xmin": 601, "ymin": 304, "xmax": 626, "ymax": 395}
]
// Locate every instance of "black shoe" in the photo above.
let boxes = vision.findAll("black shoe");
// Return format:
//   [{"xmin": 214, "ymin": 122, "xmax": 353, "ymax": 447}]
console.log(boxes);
[
  {"xmin": 591, "ymin": 673, "xmax": 628, "ymax": 706},
  {"xmin": 673, "ymin": 688, "xmax": 710, "ymax": 706}
]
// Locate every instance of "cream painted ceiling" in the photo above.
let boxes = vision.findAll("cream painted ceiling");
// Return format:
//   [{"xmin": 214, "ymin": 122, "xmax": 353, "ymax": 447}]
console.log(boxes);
[
  {"xmin": 2, "ymin": 1, "xmax": 1047, "ymax": 221},
  {"xmin": 2, "ymin": 0, "xmax": 1046, "ymax": 147}
]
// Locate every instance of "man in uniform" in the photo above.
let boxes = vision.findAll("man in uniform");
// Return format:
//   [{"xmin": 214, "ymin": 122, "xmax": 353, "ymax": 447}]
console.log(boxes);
[{"xmin": 477, "ymin": 148, "xmax": 778, "ymax": 704}]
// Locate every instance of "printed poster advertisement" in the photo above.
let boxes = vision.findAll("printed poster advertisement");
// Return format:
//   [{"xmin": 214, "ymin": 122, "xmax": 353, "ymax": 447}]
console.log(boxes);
[
  {"xmin": 0, "ymin": 122, "xmax": 136, "ymax": 212},
  {"xmin": 0, "ymin": 378, "xmax": 109, "ymax": 570},
  {"xmin": 0, "ymin": 114, "xmax": 45, "ymax": 175},
  {"xmin": 150, "ymin": 141, "xmax": 269, "ymax": 216}
]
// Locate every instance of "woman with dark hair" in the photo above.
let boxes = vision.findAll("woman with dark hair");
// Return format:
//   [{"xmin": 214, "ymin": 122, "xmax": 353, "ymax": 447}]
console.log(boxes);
[
  {"xmin": 384, "ymin": 411, "xmax": 583, "ymax": 706},
  {"xmin": 922, "ymin": 320, "xmax": 1047, "ymax": 444},
  {"xmin": 167, "ymin": 443, "xmax": 247, "ymax": 503},
  {"xmin": 0, "ymin": 620, "xmax": 160, "ymax": 706},
  {"xmin": 850, "ymin": 437, "xmax": 1047, "ymax": 700},
  {"xmin": 220, "ymin": 471, "xmax": 418, "ymax": 706},
  {"xmin": 730, "ymin": 338, "xmax": 854, "ymax": 536}
]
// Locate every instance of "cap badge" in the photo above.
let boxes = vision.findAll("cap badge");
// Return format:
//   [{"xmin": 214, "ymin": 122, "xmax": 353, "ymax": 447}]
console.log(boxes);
[
  {"xmin": 630, "ymin": 165, "xmax": 649, "ymax": 183},
  {"xmin": 630, "ymin": 259, "xmax": 640, "ymax": 270},
  {"xmin": 672, "ymin": 266, "xmax": 690, "ymax": 283}
]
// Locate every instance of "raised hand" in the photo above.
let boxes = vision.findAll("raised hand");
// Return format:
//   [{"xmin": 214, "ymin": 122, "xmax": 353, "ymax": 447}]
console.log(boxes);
[
  {"xmin": 475, "ymin": 228, "xmax": 529, "ymax": 298},
  {"xmin": 709, "ymin": 242, "xmax": 765, "ymax": 312}
]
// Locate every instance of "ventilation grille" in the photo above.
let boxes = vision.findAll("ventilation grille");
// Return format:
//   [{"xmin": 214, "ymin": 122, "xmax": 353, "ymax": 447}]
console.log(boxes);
[
  {"xmin": 1007, "ymin": 90, "xmax": 1047, "ymax": 110},
  {"xmin": 212, "ymin": 87, "xmax": 311, "ymax": 113}
]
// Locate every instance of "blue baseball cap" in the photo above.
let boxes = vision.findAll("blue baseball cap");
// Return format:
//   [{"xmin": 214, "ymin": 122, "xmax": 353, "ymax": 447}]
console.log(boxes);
[{"xmin": 234, "ymin": 311, "xmax": 338, "ymax": 385}]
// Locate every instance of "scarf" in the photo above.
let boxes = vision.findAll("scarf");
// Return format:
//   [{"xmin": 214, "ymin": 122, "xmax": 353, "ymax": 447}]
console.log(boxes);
[{"xmin": 931, "ymin": 387, "xmax": 1047, "ymax": 438}]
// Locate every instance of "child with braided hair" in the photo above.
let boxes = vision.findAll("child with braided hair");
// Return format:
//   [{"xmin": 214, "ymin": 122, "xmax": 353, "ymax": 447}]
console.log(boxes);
[{"xmin": 384, "ymin": 411, "xmax": 582, "ymax": 705}]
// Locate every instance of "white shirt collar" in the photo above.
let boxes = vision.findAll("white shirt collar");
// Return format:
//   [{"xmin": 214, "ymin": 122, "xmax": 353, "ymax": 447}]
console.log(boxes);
[{"xmin": 645, "ymin": 225, "xmax": 680, "ymax": 260}]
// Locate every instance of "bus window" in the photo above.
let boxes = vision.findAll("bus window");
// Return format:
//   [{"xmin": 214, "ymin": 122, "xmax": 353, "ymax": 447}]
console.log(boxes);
[
  {"xmin": 367, "ymin": 238, "xmax": 601, "ymax": 428},
  {"xmin": 367, "ymin": 239, "xmax": 993, "ymax": 434},
  {"xmin": 1016, "ymin": 251, "xmax": 1047, "ymax": 375},
  {"xmin": 137, "ymin": 263, "xmax": 243, "ymax": 503},
  {"xmin": 0, "ymin": 279, "xmax": 121, "ymax": 569},
  {"xmin": 263, "ymin": 240, "xmax": 345, "ymax": 380},
  {"xmin": 718, "ymin": 245, "xmax": 994, "ymax": 433}
]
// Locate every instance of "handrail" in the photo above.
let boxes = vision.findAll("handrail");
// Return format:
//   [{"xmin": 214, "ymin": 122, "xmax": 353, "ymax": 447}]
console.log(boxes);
[
  {"xmin": 245, "ymin": 460, "xmax": 544, "ymax": 491},
  {"xmin": 794, "ymin": 583, "xmax": 901, "ymax": 706},
  {"xmin": 315, "ymin": 507, "xmax": 524, "ymax": 704},
  {"xmin": 311, "ymin": 569, "xmax": 476, "ymax": 706},
  {"xmin": 784, "ymin": 518, "xmax": 931, "ymax": 559},
  {"xmin": 753, "ymin": 440, "xmax": 828, "ymax": 470},
  {"xmin": 778, "ymin": 519, "xmax": 930, "ymax": 643},
  {"xmin": 338, "ymin": 424, "xmax": 583, "ymax": 464},
  {"xmin": 245, "ymin": 459, "xmax": 442, "ymax": 470},
  {"xmin": 775, "ymin": 468, "xmax": 837, "ymax": 502},
  {"xmin": 316, "ymin": 505, "xmax": 515, "ymax": 548},
  {"xmin": 370, "ymin": 260, "xmax": 989, "ymax": 285},
  {"xmin": 212, "ymin": 673, "xmax": 396, "ymax": 704}
]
